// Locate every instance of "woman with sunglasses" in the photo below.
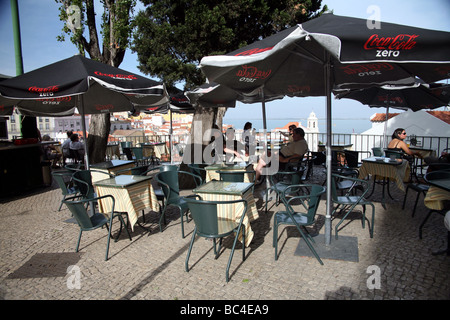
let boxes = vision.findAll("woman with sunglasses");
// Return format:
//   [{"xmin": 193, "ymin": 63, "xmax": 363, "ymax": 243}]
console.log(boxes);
[{"xmin": 387, "ymin": 128, "xmax": 422, "ymax": 158}]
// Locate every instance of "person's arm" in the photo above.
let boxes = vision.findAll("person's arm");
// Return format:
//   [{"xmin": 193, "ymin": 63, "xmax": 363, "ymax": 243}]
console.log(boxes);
[{"xmin": 399, "ymin": 140, "xmax": 422, "ymax": 157}]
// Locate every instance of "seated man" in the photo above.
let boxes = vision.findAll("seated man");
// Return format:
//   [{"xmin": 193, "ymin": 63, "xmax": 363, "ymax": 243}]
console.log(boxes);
[{"xmin": 255, "ymin": 127, "xmax": 308, "ymax": 183}]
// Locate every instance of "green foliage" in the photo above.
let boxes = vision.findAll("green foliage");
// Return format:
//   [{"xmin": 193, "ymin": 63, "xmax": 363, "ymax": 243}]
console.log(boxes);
[{"xmin": 132, "ymin": 0, "xmax": 327, "ymax": 90}]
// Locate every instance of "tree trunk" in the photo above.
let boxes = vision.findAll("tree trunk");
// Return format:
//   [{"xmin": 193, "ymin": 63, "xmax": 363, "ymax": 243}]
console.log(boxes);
[
  {"xmin": 87, "ymin": 113, "xmax": 110, "ymax": 164},
  {"xmin": 179, "ymin": 105, "xmax": 226, "ymax": 188}
]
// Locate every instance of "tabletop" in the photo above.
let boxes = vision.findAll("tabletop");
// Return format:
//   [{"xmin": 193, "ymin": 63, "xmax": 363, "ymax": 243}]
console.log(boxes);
[
  {"xmin": 362, "ymin": 156, "xmax": 403, "ymax": 165},
  {"xmin": 90, "ymin": 160, "xmax": 134, "ymax": 170},
  {"xmin": 93, "ymin": 175, "xmax": 153, "ymax": 188},
  {"xmin": 193, "ymin": 181, "xmax": 254, "ymax": 196}
]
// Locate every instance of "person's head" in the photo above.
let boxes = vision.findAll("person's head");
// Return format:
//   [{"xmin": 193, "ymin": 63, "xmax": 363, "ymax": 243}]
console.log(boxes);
[
  {"xmin": 292, "ymin": 127, "xmax": 305, "ymax": 140},
  {"xmin": 288, "ymin": 124, "xmax": 297, "ymax": 134},
  {"xmin": 392, "ymin": 128, "xmax": 407, "ymax": 140},
  {"xmin": 244, "ymin": 122, "xmax": 252, "ymax": 130},
  {"xmin": 66, "ymin": 130, "xmax": 73, "ymax": 138},
  {"xmin": 70, "ymin": 133, "xmax": 79, "ymax": 142},
  {"xmin": 42, "ymin": 134, "xmax": 51, "ymax": 141},
  {"xmin": 226, "ymin": 127, "xmax": 235, "ymax": 140}
]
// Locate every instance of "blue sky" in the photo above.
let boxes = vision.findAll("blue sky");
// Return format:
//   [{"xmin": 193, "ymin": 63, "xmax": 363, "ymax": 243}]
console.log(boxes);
[{"xmin": 1, "ymin": 0, "xmax": 449, "ymax": 129}]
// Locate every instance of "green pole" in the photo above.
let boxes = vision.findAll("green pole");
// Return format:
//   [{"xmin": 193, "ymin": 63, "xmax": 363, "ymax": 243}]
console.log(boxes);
[
  {"xmin": 11, "ymin": 0, "xmax": 38, "ymax": 138},
  {"xmin": 10, "ymin": 0, "xmax": 23, "ymax": 76}
]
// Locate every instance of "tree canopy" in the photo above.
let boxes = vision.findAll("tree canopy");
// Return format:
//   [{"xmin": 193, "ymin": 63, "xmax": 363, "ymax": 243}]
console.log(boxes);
[{"xmin": 132, "ymin": 0, "xmax": 328, "ymax": 90}]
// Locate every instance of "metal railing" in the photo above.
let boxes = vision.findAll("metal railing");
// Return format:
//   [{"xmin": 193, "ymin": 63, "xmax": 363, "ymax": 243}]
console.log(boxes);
[{"xmin": 111, "ymin": 131, "xmax": 449, "ymax": 162}]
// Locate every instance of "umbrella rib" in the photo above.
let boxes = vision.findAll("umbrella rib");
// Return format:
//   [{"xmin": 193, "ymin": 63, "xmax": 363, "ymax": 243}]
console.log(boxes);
[{"xmin": 287, "ymin": 41, "xmax": 326, "ymax": 65}]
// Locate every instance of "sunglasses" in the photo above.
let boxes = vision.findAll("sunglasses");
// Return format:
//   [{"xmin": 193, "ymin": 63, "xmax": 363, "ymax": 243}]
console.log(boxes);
[{"xmin": 401, "ymin": 132, "xmax": 407, "ymax": 135}]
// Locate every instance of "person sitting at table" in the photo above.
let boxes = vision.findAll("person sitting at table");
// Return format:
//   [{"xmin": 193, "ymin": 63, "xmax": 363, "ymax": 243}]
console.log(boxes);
[
  {"xmin": 280, "ymin": 124, "xmax": 297, "ymax": 143},
  {"xmin": 387, "ymin": 128, "xmax": 422, "ymax": 159},
  {"xmin": 61, "ymin": 130, "xmax": 73, "ymax": 163},
  {"xmin": 254, "ymin": 127, "xmax": 308, "ymax": 184},
  {"xmin": 69, "ymin": 133, "xmax": 85, "ymax": 161},
  {"xmin": 225, "ymin": 127, "xmax": 247, "ymax": 162},
  {"xmin": 208, "ymin": 125, "xmax": 245, "ymax": 163},
  {"xmin": 42, "ymin": 134, "xmax": 62, "ymax": 168}
]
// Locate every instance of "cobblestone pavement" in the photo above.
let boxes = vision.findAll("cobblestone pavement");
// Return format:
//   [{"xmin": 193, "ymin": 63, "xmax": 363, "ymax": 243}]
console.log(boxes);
[{"xmin": 0, "ymin": 166, "xmax": 449, "ymax": 302}]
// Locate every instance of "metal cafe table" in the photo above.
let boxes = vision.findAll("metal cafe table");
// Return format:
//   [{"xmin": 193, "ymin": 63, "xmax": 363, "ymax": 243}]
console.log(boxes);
[
  {"xmin": 192, "ymin": 181, "xmax": 259, "ymax": 247},
  {"xmin": 93, "ymin": 175, "xmax": 160, "ymax": 230},
  {"xmin": 90, "ymin": 160, "xmax": 135, "ymax": 182},
  {"xmin": 358, "ymin": 157, "xmax": 410, "ymax": 209},
  {"xmin": 204, "ymin": 162, "xmax": 254, "ymax": 183}
]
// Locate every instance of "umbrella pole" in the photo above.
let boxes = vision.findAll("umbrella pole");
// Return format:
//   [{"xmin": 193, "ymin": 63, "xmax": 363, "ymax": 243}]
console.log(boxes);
[
  {"xmin": 383, "ymin": 102, "xmax": 390, "ymax": 148},
  {"xmin": 79, "ymin": 95, "xmax": 90, "ymax": 168},
  {"xmin": 169, "ymin": 109, "xmax": 173, "ymax": 164},
  {"xmin": 260, "ymin": 87, "xmax": 272, "ymax": 196},
  {"xmin": 325, "ymin": 56, "xmax": 333, "ymax": 246}
]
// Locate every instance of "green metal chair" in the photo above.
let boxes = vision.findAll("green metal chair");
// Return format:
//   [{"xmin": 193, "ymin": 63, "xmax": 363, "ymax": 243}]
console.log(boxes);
[
  {"xmin": 273, "ymin": 184, "xmax": 326, "ymax": 264},
  {"xmin": 131, "ymin": 147, "xmax": 150, "ymax": 166},
  {"xmin": 331, "ymin": 173, "xmax": 375, "ymax": 239},
  {"xmin": 216, "ymin": 169, "xmax": 256, "ymax": 184},
  {"xmin": 184, "ymin": 196, "xmax": 248, "ymax": 282},
  {"xmin": 372, "ymin": 147, "xmax": 384, "ymax": 157},
  {"xmin": 187, "ymin": 163, "xmax": 207, "ymax": 184},
  {"xmin": 155, "ymin": 169, "xmax": 202, "ymax": 238},
  {"xmin": 72, "ymin": 169, "xmax": 114, "ymax": 201},
  {"xmin": 52, "ymin": 171, "xmax": 81, "ymax": 211},
  {"xmin": 62, "ymin": 195, "xmax": 131, "ymax": 260},
  {"xmin": 384, "ymin": 149, "xmax": 404, "ymax": 159},
  {"xmin": 120, "ymin": 141, "xmax": 132, "ymax": 160},
  {"xmin": 264, "ymin": 168, "xmax": 306, "ymax": 214}
]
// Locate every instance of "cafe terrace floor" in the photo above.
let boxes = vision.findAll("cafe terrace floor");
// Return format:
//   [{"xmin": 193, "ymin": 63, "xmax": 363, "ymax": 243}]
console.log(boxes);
[{"xmin": 0, "ymin": 165, "xmax": 448, "ymax": 301}]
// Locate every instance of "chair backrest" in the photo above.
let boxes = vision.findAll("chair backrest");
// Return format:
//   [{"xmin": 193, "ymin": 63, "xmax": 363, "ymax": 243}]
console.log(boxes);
[
  {"xmin": 281, "ymin": 184, "xmax": 325, "ymax": 222},
  {"xmin": 372, "ymin": 147, "xmax": 384, "ymax": 157},
  {"xmin": 130, "ymin": 165, "xmax": 150, "ymax": 175},
  {"xmin": 63, "ymin": 198, "xmax": 95, "ymax": 229},
  {"xmin": 344, "ymin": 150, "xmax": 359, "ymax": 168},
  {"xmin": 217, "ymin": 170, "xmax": 256, "ymax": 183},
  {"xmin": 120, "ymin": 141, "xmax": 131, "ymax": 150},
  {"xmin": 312, "ymin": 151, "xmax": 326, "ymax": 165},
  {"xmin": 72, "ymin": 170, "xmax": 95, "ymax": 200},
  {"xmin": 185, "ymin": 197, "xmax": 247, "ymax": 237},
  {"xmin": 131, "ymin": 147, "xmax": 144, "ymax": 160},
  {"xmin": 52, "ymin": 171, "xmax": 72, "ymax": 195},
  {"xmin": 188, "ymin": 163, "xmax": 206, "ymax": 176},
  {"xmin": 160, "ymin": 164, "xmax": 178, "ymax": 172},
  {"xmin": 384, "ymin": 149, "xmax": 403, "ymax": 159},
  {"xmin": 155, "ymin": 170, "xmax": 180, "ymax": 203}
]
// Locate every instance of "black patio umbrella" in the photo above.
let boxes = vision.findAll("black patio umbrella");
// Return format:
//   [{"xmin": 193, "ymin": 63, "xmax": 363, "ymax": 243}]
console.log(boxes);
[
  {"xmin": 0, "ymin": 55, "xmax": 169, "ymax": 166},
  {"xmin": 199, "ymin": 12, "xmax": 450, "ymax": 245},
  {"xmin": 335, "ymin": 81, "xmax": 450, "ymax": 147}
]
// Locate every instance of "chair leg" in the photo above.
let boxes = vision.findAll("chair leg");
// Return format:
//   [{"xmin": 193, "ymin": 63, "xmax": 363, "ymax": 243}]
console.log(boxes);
[
  {"xmin": 226, "ymin": 225, "xmax": 245, "ymax": 282},
  {"xmin": 411, "ymin": 191, "xmax": 424, "ymax": 218},
  {"xmin": 185, "ymin": 228, "xmax": 196, "ymax": 272},
  {"xmin": 419, "ymin": 210, "xmax": 440, "ymax": 239},
  {"xmin": 297, "ymin": 227, "xmax": 323, "ymax": 265},
  {"xmin": 158, "ymin": 206, "xmax": 168, "ymax": 233},
  {"xmin": 402, "ymin": 185, "xmax": 409, "ymax": 210},
  {"xmin": 76, "ymin": 230, "xmax": 83, "ymax": 252}
]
